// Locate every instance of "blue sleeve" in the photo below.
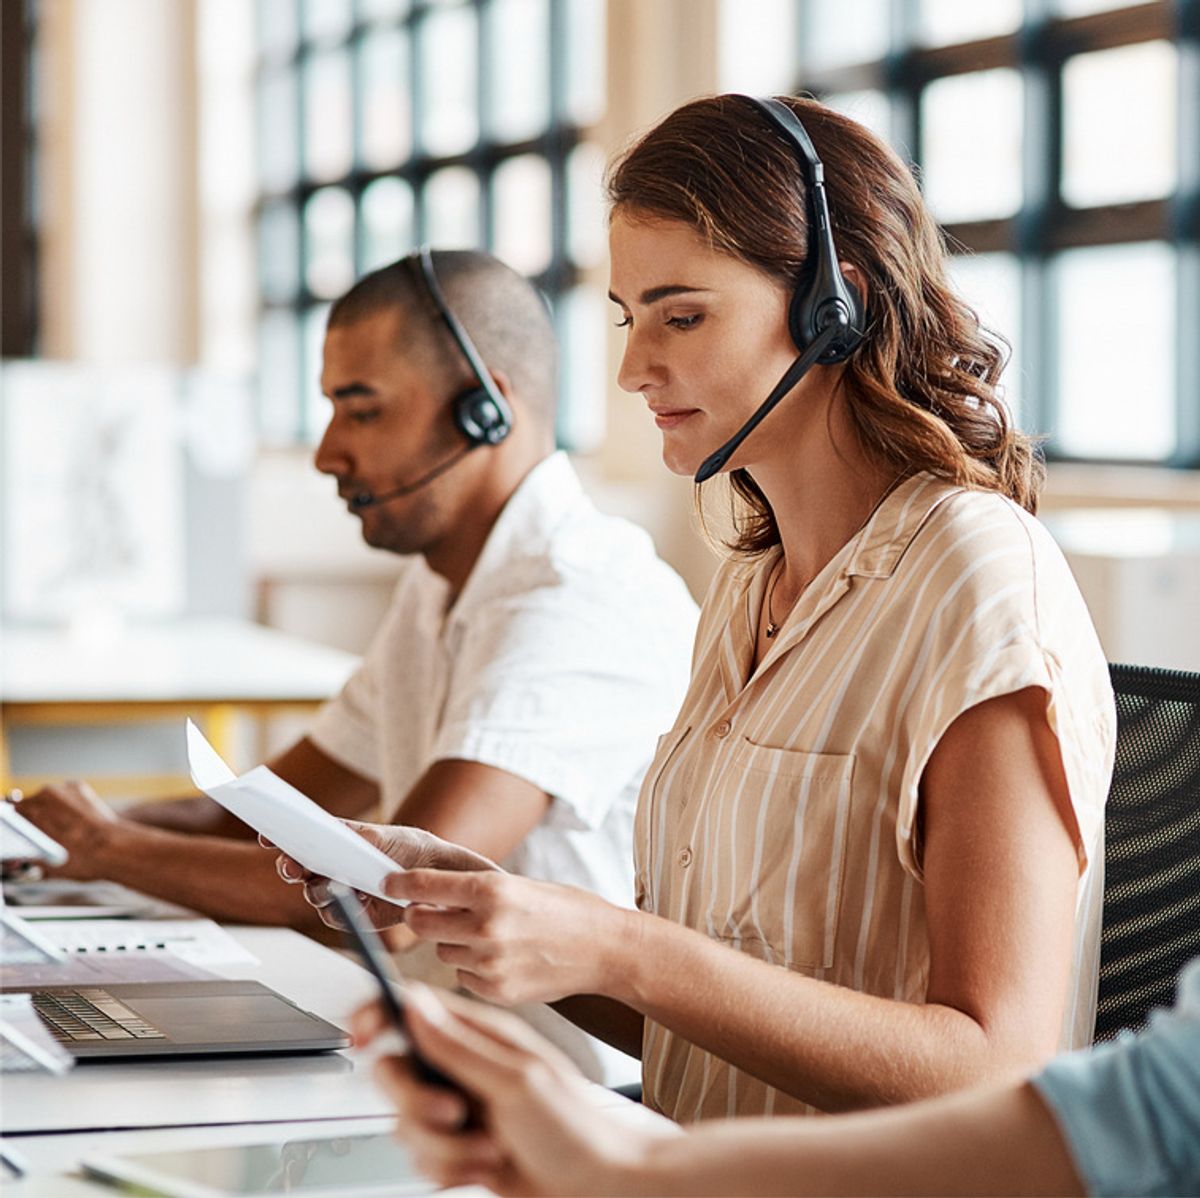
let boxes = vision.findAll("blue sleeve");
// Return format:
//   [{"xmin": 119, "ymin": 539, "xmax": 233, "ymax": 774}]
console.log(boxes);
[{"xmin": 1032, "ymin": 961, "xmax": 1200, "ymax": 1197}]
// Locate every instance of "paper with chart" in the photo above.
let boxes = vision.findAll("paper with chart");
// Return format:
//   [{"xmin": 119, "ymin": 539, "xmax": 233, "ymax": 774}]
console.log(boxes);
[
  {"xmin": 185, "ymin": 720, "xmax": 403, "ymax": 904},
  {"xmin": 34, "ymin": 918, "xmax": 258, "ymax": 966}
]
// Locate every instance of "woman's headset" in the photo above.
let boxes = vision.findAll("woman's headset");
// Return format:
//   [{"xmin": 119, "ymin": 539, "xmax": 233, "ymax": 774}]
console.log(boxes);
[
  {"xmin": 693, "ymin": 96, "xmax": 866, "ymax": 483},
  {"xmin": 741, "ymin": 95, "xmax": 864, "ymax": 362}
]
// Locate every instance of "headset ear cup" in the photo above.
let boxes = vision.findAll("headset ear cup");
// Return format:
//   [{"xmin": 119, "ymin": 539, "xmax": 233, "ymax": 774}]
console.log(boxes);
[
  {"xmin": 453, "ymin": 387, "xmax": 511, "ymax": 446},
  {"xmin": 788, "ymin": 276, "xmax": 865, "ymax": 363}
]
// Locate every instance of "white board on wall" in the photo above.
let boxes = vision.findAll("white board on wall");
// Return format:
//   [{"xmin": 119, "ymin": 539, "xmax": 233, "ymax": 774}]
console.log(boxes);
[{"xmin": 0, "ymin": 360, "xmax": 185, "ymax": 623}]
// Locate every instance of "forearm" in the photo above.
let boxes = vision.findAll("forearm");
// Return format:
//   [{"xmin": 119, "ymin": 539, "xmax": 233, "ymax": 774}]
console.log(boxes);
[
  {"xmin": 606, "ymin": 914, "xmax": 1041, "ymax": 1112},
  {"xmin": 617, "ymin": 1082, "xmax": 1083, "ymax": 1197},
  {"xmin": 550, "ymin": 994, "xmax": 644, "ymax": 1060},
  {"xmin": 124, "ymin": 794, "xmax": 255, "ymax": 839},
  {"xmin": 90, "ymin": 821, "xmax": 330, "ymax": 933}
]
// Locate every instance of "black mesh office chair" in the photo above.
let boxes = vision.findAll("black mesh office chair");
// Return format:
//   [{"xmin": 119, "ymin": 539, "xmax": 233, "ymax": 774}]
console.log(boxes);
[{"xmin": 1093, "ymin": 663, "xmax": 1200, "ymax": 1042}]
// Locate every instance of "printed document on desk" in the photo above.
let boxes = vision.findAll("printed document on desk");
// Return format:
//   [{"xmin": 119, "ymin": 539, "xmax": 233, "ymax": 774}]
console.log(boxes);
[
  {"xmin": 35, "ymin": 918, "xmax": 258, "ymax": 967},
  {"xmin": 186, "ymin": 721, "xmax": 402, "ymax": 904}
]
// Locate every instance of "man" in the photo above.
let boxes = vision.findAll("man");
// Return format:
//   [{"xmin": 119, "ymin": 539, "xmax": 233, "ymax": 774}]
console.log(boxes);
[{"xmin": 16, "ymin": 249, "xmax": 698, "ymax": 1083}]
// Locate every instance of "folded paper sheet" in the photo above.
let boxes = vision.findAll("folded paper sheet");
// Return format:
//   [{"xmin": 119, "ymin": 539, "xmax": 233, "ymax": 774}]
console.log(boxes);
[{"xmin": 185, "ymin": 720, "xmax": 402, "ymax": 904}]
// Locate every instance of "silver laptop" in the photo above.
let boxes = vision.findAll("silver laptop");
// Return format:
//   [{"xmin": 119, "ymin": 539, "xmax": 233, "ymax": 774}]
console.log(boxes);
[{"xmin": 1, "ymin": 980, "xmax": 351, "ymax": 1059}]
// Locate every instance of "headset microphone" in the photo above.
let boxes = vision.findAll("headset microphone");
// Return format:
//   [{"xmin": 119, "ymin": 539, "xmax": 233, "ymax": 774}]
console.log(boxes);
[
  {"xmin": 694, "ymin": 323, "xmax": 841, "ymax": 484},
  {"xmin": 693, "ymin": 95, "xmax": 865, "ymax": 486},
  {"xmin": 348, "ymin": 444, "xmax": 474, "ymax": 510}
]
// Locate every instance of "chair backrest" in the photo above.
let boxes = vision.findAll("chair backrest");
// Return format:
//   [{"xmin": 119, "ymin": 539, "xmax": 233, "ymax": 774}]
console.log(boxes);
[{"xmin": 1094, "ymin": 662, "xmax": 1200, "ymax": 1042}]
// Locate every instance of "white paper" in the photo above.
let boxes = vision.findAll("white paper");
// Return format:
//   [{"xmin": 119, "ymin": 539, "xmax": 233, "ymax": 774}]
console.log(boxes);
[
  {"xmin": 185, "ymin": 721, "xmax": 403, "ymax": 905},
  {"xmin": 35, "ymin": 918, "xmax": 259, "ymax": 967}
]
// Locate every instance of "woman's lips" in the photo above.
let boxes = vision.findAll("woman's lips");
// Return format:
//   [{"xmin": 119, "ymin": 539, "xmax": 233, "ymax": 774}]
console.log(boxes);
[{"xmin": 652, "ymin": 408, "xmax": 699, "ymax": 429}]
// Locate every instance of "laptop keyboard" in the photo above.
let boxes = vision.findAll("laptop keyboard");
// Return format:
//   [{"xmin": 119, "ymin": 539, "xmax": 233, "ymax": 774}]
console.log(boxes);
[{"xmin": 32, "ymin": 989, "xmax": 167, "ymax": 1042}]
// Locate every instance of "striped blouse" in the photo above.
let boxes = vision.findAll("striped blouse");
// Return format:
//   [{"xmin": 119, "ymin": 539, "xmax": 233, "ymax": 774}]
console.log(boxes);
[{"xmin": 634, "ymin": 472, "xmax": 1116, "ymax": 1122}]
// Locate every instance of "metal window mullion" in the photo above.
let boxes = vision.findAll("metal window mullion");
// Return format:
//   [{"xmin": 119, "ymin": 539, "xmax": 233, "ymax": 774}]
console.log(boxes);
[
  {"xmin": 293, "ymin": 25, "xmax": 314, "ymax": 442},
  {"xmin": 350, "ymin": 22, "xmax": 368, "ymax": 274},
  {"xmin": 1172, "ymin": 0, "xmax": 1200, "ymax": 464},
  {"xmin": 411, "ymin": 5, "xmax": 430, "ymax": 243},
  {"xmin": 1017, "ymin": 7, "xmax": 1061, "ymax": 452},
  {"xmin": 476, "ymin": 0, "xmax": 492, "ymax": 251},
  {"xmin": 547, "ymin": 0, "xmax": 569, "ymax": 294},
  {"xmin": 888, "ymin": 0, "xmax": 919, "ymax": 157}
]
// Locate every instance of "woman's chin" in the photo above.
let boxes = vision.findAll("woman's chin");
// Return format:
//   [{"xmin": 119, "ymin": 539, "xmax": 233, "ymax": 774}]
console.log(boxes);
[{"xmin": 660, "ymin": 436, "xmax": 705, "ymax": 478}]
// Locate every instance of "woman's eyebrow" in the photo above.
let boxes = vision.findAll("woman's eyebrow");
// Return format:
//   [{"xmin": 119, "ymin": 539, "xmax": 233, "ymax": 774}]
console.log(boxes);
[{"xmin": 607, "ymin": 284, "xmax": 710, "ymax": 307}]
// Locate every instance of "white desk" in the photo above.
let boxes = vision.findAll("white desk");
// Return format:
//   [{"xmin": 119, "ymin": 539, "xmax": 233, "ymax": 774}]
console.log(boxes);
[
  {"xmin": 0, "ymin": 618, "xmax": 358, "ymax": 797},
  {"xmin": 3, "ymin": 926, "xmax": 386, "ymax": 1136},
  {"xmin": 2, "ymin": 923, "xmax": 671, "ymax": 1196}
]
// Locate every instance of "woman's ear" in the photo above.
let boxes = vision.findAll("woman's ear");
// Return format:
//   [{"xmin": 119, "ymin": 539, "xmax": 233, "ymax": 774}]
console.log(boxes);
[{"xmin": 840, "ymin": 262, "xmax": 868, "ymax": 310}]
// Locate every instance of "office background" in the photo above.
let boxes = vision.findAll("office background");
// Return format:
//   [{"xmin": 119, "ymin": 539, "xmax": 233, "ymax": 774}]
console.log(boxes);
[{"xmin": 2, "ymin": 0, "xmax": 1199, "ymax": 779}]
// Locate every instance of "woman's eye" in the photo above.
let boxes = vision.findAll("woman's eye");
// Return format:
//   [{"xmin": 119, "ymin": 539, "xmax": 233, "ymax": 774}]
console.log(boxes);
[
  {"xmin": 666, "ymin": 314, "xmax": 702, "ymax": 330},
  {"xmin": 349, "ymin": 409, "xmax": 381, "ymax": 425},
  {"xmin": 614, "ymin": 314, "xmax": 632, "ymax": 328}
]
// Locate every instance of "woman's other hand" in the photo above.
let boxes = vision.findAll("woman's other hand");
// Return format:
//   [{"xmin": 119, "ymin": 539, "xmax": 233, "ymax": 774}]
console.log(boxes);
[{"xmin": 355, "ymin": 984, "xmax": 661, "ymax": 1196}]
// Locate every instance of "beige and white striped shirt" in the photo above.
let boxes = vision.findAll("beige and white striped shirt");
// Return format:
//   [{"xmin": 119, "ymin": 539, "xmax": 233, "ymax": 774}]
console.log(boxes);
[{"xmin": 634, "ymin": 472, "xmax": 1115, "ymax": 1122}]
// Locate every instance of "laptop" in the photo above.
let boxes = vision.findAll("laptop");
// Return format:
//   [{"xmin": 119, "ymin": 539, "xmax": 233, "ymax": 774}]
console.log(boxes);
[{"xmin": 0, "ymin": 979, "xmax": 351, "ymax": 1060}]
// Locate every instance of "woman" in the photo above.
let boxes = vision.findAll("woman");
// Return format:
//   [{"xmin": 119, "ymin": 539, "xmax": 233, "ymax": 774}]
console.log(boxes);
[{"xmin": 279, "ymin": 94, "xmax": 1114, "ymax": 1121}]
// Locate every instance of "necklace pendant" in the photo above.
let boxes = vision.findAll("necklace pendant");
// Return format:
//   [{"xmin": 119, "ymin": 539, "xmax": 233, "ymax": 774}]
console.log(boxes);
[{"xmin": 765, "ymin": 622, "xmax": 779, "ymax": 639}]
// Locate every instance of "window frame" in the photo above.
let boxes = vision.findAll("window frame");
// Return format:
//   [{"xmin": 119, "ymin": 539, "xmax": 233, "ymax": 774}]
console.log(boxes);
[
  {"xmin": 799, "ymin": 0, "xmax": 1200, "ymax": 468},
  {"xmin": 1, "ymin": 0, "xmax": 38, "ymax": 358},
  {"xmin": 252, "ymin": 0, "xmax": 591, "ymax": 445}
]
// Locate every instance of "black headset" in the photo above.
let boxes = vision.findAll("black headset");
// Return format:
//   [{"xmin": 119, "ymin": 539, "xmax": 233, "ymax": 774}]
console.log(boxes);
[
  {"xmin": 693, "ymin": 96, "xmax": 865, "ymax": 483},
  {"xmin": 743, "ymin": 95, "xmax": 864, "ymax": 362},
  {"xmin": 413, "ymin": 246, "xmax": 514, "ymax": 447}
]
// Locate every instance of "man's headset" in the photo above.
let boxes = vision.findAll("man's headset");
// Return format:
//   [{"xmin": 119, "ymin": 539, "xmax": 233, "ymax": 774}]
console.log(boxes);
[
  {"xmin": 693, "ymin": 96, "xmax": 865, "ymax": 484},
  {"xmin": 415, "ymin": 246, "xmax": 514, "ymax": 448},
  {"xmin": 350, "ymin": 248, "xmax": 514, "ymax": 511}
]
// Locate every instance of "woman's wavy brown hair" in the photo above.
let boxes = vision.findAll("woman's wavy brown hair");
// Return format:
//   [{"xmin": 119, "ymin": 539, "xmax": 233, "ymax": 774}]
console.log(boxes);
[{"xmin": 606, "ymin": 94, "xmax": 1043, "ymax": 553}]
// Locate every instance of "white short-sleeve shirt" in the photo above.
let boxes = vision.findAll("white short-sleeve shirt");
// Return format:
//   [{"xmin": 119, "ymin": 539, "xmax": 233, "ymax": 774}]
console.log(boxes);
[{"xmin": 309, "ymin": 451, "xmax": 698, "ymax": 1083}]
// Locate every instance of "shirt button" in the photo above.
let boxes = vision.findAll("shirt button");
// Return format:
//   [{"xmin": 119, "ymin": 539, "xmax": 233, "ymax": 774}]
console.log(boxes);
[
  {"xmin": 678, "ymin": 847, "xmax": 693, "ymax": 867},
  {"xmin": 713, "ymin": 720, "xmax": 732, "ymax": 738}
]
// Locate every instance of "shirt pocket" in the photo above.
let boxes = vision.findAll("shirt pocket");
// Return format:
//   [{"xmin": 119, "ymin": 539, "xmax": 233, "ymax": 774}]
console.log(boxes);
[
  {"xmin": 634, "ymin": 724, "xmax": 692, "ymax": 913},
  {"xmin": 715, "ymin": 740, "xmax": 855, "ymax": 971}
]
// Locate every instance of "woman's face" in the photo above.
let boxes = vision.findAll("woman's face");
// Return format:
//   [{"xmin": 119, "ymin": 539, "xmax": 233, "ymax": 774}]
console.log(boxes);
[{"xmin": 608, "ymin": 209, "xmax": 801, "ymax": 476}]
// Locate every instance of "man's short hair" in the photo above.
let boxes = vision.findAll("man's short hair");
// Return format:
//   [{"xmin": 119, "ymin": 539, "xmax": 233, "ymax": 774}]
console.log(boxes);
[{"xmin": 328, "ymin": 250, "xmax": 558, "ymax": 425}]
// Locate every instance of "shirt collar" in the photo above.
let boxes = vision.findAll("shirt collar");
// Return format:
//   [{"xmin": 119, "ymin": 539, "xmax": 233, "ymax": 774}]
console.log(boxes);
[
  {"xmin": 450, "ymin": 451, "xmax": 578, "ymax": 616},
  {"xmin": 845, "ymin": 472, "xmax": 963, "ymax": 580}
]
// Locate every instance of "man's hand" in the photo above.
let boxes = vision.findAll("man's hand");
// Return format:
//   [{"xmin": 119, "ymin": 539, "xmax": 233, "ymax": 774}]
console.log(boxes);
[
  {"xmin": 270, "ymin": 820, "xmax": 500, "ymax": 931},
  {"xmin": 13, "ymin": 782, "xmax": 122, "ymax": 880}
]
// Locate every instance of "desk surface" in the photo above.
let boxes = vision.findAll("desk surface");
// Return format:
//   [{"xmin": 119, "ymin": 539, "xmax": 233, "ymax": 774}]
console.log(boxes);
[
  {"xmin": 2, "ymin": 920, "xmax": 670, "ymax": 1197},
  {"xmin": 0, "ymin": 618, "xmax": 358, "ymax": 705},
  {"xmin": 3, "ymin": 926, "xmax": 386, "ymax": 1136}
]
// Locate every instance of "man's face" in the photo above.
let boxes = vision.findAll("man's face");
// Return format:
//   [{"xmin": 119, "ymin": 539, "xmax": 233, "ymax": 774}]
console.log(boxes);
[{"xmin": 315, "ymin": 309, "xmax": 457, "ymax": 556}]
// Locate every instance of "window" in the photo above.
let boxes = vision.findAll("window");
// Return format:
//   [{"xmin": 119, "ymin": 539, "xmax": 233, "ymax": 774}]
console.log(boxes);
[
  {"xmin": 0, "ymin": 0, "xmax": 38, "ymax": 357},
  {"xmin": 253, "ymin": 0, "xmax": 607, "ymax": 448},
  {"xmin": 719, "ymin": 0, "xmax": 1200, "ymax": 467}
]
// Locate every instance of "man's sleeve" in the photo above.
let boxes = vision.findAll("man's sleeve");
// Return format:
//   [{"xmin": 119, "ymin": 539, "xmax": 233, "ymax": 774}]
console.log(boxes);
[
  {"xmin": 433, "ymin": 585, "xmax": 693, "ymax": 830},
  {"xmin": 1031, "ymin": 961, "xmax": 1200, "ymax": 1196}
]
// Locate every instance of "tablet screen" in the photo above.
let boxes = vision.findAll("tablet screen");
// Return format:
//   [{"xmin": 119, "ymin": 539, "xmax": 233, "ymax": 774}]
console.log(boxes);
[{"xmin": 84, "ymin": 1131, "xmax": 431, "ymax": 1197}]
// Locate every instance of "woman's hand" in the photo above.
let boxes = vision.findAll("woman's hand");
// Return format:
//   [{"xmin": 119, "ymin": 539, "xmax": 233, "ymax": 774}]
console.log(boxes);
[
  {"xmin": 381, "ymin": 868, "xmax": 637, "ymax": 1005},
  {"xmin": 267, "ymin": 821, "xmax": 499, "ymax": 931},
  {"xmin": 354, "ymin": 985, "xmax": 664, "ymax": 1196}
]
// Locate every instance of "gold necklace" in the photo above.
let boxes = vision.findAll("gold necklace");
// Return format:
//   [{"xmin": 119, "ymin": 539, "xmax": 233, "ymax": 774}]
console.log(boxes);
[
  {"xmin": 764, "ymin": 557, "xmax": 786, "ymax": 639},
  {"xmin": 762, "ymin": 473, "xmax": 908, "ymax": 641}
]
